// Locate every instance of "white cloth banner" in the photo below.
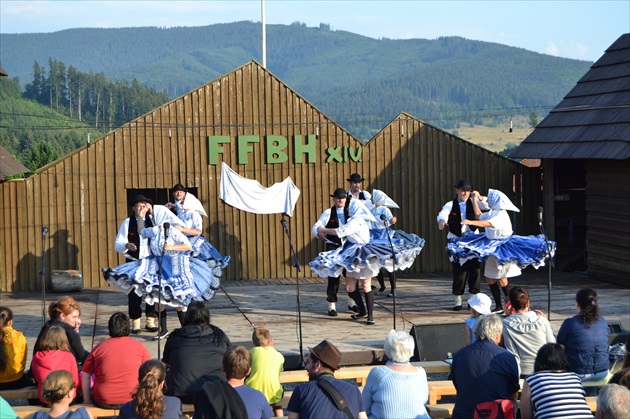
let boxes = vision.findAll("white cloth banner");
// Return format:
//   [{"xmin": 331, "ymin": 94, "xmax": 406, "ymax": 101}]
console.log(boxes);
[{"xmin": 219, "ymin": 163, "xmax": 301, "ymax": 217}]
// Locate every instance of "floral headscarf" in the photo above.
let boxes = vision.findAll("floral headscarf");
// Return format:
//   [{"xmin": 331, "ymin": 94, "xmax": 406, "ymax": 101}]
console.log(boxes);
[
  {"xmin": 348, "ymin": 198, "xmax": 377, "ymax": 222},
  {"xmin": 487, "ymin": 189, "xmax": 520, "ymax": 212}
]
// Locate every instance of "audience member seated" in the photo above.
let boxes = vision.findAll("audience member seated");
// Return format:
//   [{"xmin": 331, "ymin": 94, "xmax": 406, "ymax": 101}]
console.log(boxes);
[
  {"xmin": 34, "ymin": 296, "xmax": 89, "ymax": 368},
  {"xmin": 362, "ymin": 330, "xmax": 430, "ymax": 419},
  {"xmin": 0, "ymin": 306, "xmax": 34, "ymax": 390},
  {"xmin": 119, "ymin": 359, "xmax": 184, "ymax": 419},
  {"xmin": 31, "ymin": 370, "xmax": 93, "ymax": 419},
  {"xmin": 502, "ymin": 287, "xmax": 556, "ymax": 377},
  {"xmin": 465, "ymin": 293, "xmax": 491, "ymax": 344},
  {"xmin": 224, "ymin": 345, "xmax": 273, "ymax": 419},
  {"xmin": 610, "ymin": 368, "xmax": 630, "ymax": 389},
  {"xmin": 163, "ymin": 301, "xmax": 231, "ymax": 404},
  {"xmin": 451, "ymin": 314, "xmax": 520, "ymax": 419},
  {"xmin": 245, "ymin": 327, "xmax": 285, "ymax": 416},
  {"xmin": 82, "ymin": 312, "xmax": 151, "ymax": 408},
  {"xmin": 520, "ymin": 343, "xmax": 593, "ymax": 419},
  {"xmin": 609, "ymin": 334, "xmax": 630, "ymax": 390},
  {"xmin": 596, "ymin": 384, "xmax": 630, "ymax": 419},
  {"xmin": 0, "ymin": 395, "xmax": 18, "ymax": 419},
  {"xmin": 31, "ymin": 325, "xmax": 80, "ymax": 405},
  {"xmin": 557, "ymin": 288, "xmax": 609, "ymax": 393},
  {"xmin": 287, "ymin": 339, "xmax": 367, "ymax": 419},
  {"xmin": 192, "ymin": 375, "xmax": 247, "ymax": 419}
]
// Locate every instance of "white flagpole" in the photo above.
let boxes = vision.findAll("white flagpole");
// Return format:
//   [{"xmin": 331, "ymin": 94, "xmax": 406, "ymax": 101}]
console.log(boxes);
[{"xmin": 261, "ymin": 0, "xmax": 267, "ymax": 68}]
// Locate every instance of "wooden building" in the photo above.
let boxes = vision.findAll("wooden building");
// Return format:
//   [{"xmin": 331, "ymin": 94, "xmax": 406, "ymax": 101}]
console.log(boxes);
[
  {"xmin": 512, "ymin": 33, "xmax": 630, "ymax": 285},
  {"xmin": 1, "ymin": 61, "xmax": 539, "ymax": 291}
]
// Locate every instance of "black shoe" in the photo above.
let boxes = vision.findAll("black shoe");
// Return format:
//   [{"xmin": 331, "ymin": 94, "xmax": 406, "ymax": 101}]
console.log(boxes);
[
  {"xmin": 152, "ymin": 330, "xmax": 170, "ymax": 341},
  {"xmin": 131, "ymin": 327, "xmax": 141, "ymax": 334},
  {"xmin": 453, "ymin": 305, "xmax": 463, "ymax": 311},
  {"xmin": 491, "ymin": 307, "xmax": 504, "ymax": 315},
  {"xmin": 348, "ymin": 305, "xmax": 360, "ymax": 313},
  {"xmin": 328, "ymin": 309, "xmax": 338, "ymax": 317},
  {"xmin": 366, "ymin": 318, "xmax": 376, "ymax": 325},
  {"xmin": 351, "ymin": 313, "xmax": 366, "ymax": 320},
  {"xmin": 145, "ymin": 326, "xmax": 158, "ymax": 333}
]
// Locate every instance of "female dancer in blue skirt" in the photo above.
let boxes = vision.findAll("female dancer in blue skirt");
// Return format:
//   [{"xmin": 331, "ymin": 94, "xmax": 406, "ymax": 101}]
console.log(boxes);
[
  {"xmin": 311, "ymin": 198, "xmax": 424, "ymax": 325},
  {"xmin": 447, "ymin": 189, "xmax": 555, "ymax": 313},
  {"xmin": 103, "ymin": 223, "xmax": 221, "ymax": 339},
  {"xmin": 166, "ymin": 184, "xmax": 231, "ymax": 268},
  {"xmin": 369, "ymin": 190, "xmax": 426, "ymax": 297}
]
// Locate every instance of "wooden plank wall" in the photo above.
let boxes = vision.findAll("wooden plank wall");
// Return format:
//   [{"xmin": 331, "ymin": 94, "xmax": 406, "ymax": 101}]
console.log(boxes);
[
  {"xmin": 0, "ymin": 61, "xmax": 539, "ymax": 291},
  {"xmin": 585, "ymin": 159, "xmax": 630, "ymax": 285}
]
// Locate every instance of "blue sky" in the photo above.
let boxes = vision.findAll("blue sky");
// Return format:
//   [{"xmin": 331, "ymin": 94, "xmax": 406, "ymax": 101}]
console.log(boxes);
[{"xmin": 1, "ymin": 1, "xmax": 628, "ymax": 62}]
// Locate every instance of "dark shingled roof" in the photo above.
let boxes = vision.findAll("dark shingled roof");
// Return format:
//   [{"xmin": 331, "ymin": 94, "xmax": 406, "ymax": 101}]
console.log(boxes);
[
  {"xmin": 0, "ymin": 66, "xmax": 7, "ymax": 77},
  {"xmin": 511, "ymin": 33, "xmax": 630, "ymax": 160},
  {"xmin": 0, "ymin": 145, "xmax": 29, "ymax": 177}
]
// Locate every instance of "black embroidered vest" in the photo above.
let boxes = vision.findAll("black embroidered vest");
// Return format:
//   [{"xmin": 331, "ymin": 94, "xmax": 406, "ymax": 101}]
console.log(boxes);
[
  {"xmin": 127, "ymin": 214, "xmax": 154, "ymax": 260},
  {"xmin": 325, "ymin": 205, "xmax": 349, "ymax": 246},
  {"xmin": 447, "ymin": 198, "xmax": 475, "ymax": 237}
]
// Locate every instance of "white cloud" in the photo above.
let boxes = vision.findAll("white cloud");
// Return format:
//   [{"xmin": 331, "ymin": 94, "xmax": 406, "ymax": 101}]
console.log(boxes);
[
  {"xmin": 546, "ymin": 41, "xmax": 559, "ymax": 56},
  {"xmin": 573, "ymin": 42, "xmax": 589, "ymax": 59}
]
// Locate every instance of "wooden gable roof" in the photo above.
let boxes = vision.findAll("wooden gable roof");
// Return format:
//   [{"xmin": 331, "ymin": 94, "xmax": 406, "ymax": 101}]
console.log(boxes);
[
  {"xmin": 511, "ymin": 33, "xmax": 630, "ymax": 160},
  {"xmin": 0, "ymin": 145, "xmax": 29, "ymax": 177}
]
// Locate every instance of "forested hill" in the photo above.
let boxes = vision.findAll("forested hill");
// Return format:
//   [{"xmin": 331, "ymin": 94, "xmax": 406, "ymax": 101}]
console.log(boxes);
[{"xmin": 1, "ymin": 21, "xmax": 593, "ymax": 139}]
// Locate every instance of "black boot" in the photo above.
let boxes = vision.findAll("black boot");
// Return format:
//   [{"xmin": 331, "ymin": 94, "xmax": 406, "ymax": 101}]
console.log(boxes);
[
  {"xmin": 489, "ymin": 283, "xmax": 504, "ymax": 314},
  {"xmin": 365, "ymin": 291, "xmax": 375, "ymax": 325},
  {"xmin": 176, "ymin": 310, "xmax": 186, "ymax": 327},
  {"xmin": 153, "ymin": 310, "xmax": 170, "ymax": 341},
  {"xmin": 376, "ymin": 271, "xmax": 386, "ymax": 293},
  {"xmin": 388, "ymin": 271, "xmax": 396, "ymax": 297},
  {"xmin": 349, "ymin": 289, "xmax": 366, "ymax": 319}
]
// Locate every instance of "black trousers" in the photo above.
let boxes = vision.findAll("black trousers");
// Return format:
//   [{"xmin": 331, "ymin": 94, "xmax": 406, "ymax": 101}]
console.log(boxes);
[
  {"xmin": 128, "ymin": 292, "xmax": 157, "ymax": 320},
  {"xmin": 451, "ymin": 259, "xmax": 481, "ymax": 295},
  {"xmin": 325, "ymin": 242, "xmax": 345, "ymax": 303}
]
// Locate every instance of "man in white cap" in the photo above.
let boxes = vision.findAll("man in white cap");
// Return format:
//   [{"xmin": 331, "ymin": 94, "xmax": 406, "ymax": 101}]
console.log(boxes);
[{"xmin": 312, "ymin": 188, "xmax": 359, "ymax": 316}]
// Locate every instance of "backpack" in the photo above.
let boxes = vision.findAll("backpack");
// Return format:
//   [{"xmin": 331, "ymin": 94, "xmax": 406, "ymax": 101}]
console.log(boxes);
[{"xmin": 473, "ymin": 399, "xmax": 518, "ymax": 419}]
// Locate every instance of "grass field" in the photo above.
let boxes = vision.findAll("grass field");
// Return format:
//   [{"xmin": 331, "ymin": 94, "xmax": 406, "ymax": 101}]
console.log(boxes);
[{"xmin": 448, "ymin": 116, "xmax": 535, "ymax": 154}]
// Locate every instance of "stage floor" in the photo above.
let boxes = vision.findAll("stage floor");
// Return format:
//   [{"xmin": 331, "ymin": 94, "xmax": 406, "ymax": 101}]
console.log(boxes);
[{"xmin": 1, "ymin": 269, "xmax": 628, "ymax": 369}]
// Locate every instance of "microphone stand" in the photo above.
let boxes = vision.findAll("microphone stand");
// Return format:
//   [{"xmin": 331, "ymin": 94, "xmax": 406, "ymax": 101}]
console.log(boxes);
[
  {"xmin": 280, "ymin": 215, "xmax": 305, "ymax": 369},
  {"xmin": 40, "ymin": 227, "xmax": 49, "ymax": 326},
  {"xmin": 381, "ymin": 217, "xmax": 398, "ymax": 330},
  {"xmin": 538, "ymin": 211, "xmax": 554, "ymax": 319},
  {"xmin": 156, "ymin": 224, "xmax": 169, "ymax": 360}
]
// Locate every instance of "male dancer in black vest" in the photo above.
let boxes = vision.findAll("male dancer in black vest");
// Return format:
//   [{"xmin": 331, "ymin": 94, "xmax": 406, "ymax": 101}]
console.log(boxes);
[
  {"xmin": 312, "ymin": 188, "xmax": 360, "ymax": 316},
  {"xmin": 114, "ymin": 195, "xmax": 158, "ymax": 333},
  {"xmin": 347, "ymin": 173, "xmax": 372, "ymax": 206},
  {"xmin": 437, "ymin": 180, "xmax": 486, "ymax": 310}
]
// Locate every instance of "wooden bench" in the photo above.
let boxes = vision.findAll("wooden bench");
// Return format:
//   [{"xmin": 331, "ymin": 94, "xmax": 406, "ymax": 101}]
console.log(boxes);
[
  {"xmin": 279, "ymin": 360, "xmax": 451, "ymax": 388},
  {"xmin": 0, "ymin": 386, "xmax": 38, "ymax": 401},
  {"xmin": 426, "ymin": 403, "xmax": 454, "ymax": 418}
]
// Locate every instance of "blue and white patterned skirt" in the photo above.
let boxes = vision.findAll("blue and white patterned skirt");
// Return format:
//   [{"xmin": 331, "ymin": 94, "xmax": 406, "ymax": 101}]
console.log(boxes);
[
  {"xmin": 103, "ymin": 253, "xmax": 222, "ymax": 309},
  {"xmin": 447, "ymin": 232, "xmax": 555, "ymax": 270},
  {"xmin": 190, "ymin": 235, "xmax": 231, "ymax": 268},
  {"xmin": 310, "ymin": 231, "xmax": 425, "ymax": 279}
]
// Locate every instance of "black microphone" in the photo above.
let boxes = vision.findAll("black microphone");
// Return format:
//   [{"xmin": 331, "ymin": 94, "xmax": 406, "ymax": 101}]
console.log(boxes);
[
  {"xmin": 42, "ymin": 226, "xmax": 49, "ymax": 236},
  {"xmin": 379, "ymin": 214, "xmax": 387, "ymax": 221},
  {"xmin": 163, "ymin": 222, "xmax": 170, "ymax": 239},
  {"xmin": 537, "ymin": 207, "xmax": 544, "ymax": 225}
]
